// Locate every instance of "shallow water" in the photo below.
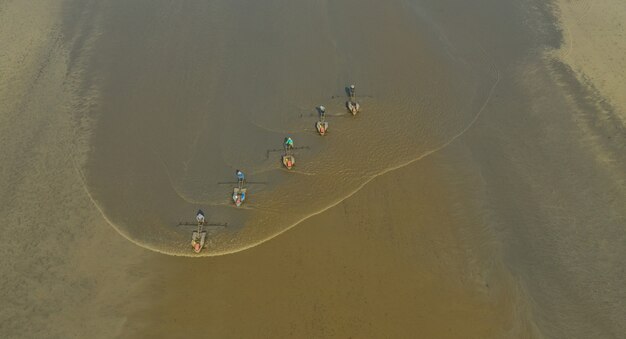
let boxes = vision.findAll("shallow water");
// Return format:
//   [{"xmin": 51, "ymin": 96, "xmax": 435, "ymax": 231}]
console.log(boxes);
[
  {"xmin": 3, "ymin": 0, "xmax": 625, "ymax": 337},
  {"xmin": 82, "ymin": 0, "xmax": 498, "ymax": 255},
  {"xmin": 78, "ymin": 0, "xmax": 626, "ymax": 336}
]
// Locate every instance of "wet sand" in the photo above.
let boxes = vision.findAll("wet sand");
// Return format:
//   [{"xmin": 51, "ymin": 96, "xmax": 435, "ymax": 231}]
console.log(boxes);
[
  {"xmin": 554, "ymin": 0, "xmax": 626, "ymax": 122},
  {"xmin": 1, "ymin": 0, "xmax": 625, "ymax": 338}
]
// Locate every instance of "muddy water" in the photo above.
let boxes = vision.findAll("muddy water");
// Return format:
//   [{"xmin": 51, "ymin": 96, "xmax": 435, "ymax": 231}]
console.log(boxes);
[
  {"xmin": 414, "ymin": 1, "xmax": 626, "ymax": 337},
  {"xmin": 78, "ymin": 1, "xmax": 626, "ymax": 334},
  {"xmin": 84, "ymin": 0, "xmax": 497, "ymax": 255},
  {"xmin": 3, "ymin": 0, "xmax": 626, "ymax": 337},
  {"xmin": 77, "ymin": 0, "xmax": 626, "ymax": 336}
]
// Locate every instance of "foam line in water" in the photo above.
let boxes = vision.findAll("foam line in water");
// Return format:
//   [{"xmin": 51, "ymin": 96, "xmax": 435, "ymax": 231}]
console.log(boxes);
[{"xmin": 68, "ymin": 148, "xmax": 172, "ymax": 256}]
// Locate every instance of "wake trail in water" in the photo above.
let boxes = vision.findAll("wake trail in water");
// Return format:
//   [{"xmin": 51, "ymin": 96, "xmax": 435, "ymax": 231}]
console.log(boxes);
[{"xmin": 169, "ymin": 46, "xmax": 503, "ymax": 257}]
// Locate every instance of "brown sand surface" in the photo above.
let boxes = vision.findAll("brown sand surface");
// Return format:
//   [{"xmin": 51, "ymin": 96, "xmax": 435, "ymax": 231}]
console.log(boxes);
[
  {"xmin": 554, "ymin": 0, "xmax": 626, "ymax": 122},
  {"xmin": 0, "ymin": 1, "xmax": 153, "ymax": 337}
]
